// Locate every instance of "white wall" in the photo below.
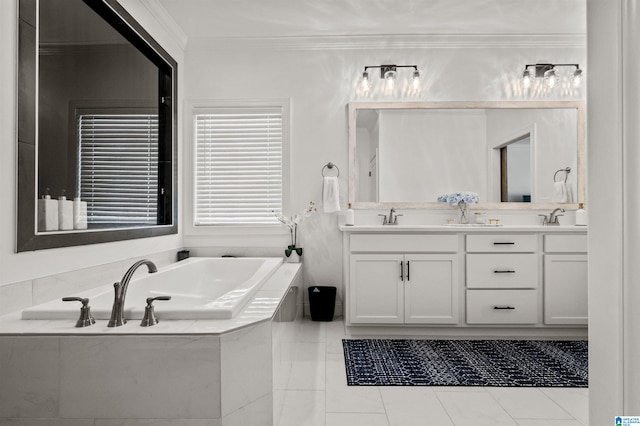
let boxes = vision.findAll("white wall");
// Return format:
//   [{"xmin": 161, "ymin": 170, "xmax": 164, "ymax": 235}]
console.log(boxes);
[
  {"xmin": 587, "ymin": 0, "xmax": 640, "ymax": 421},
  {"xmin": 182, "ymin": 40, "xmax": 586, "ymax": 309},
  {"xmin": 0, "ymin": 1, "xmax": 185, "ymax": 287}
]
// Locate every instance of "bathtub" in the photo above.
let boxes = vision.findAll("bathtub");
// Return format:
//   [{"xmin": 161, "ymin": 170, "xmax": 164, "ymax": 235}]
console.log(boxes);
[{"xmin": 21, "ymin": 257, "xmax": 283, "ymax": 321}]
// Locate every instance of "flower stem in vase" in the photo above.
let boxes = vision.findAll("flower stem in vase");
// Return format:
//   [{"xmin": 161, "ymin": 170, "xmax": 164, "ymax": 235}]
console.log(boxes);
[{"xmin": 458, "ymin": 202, "xmax": 469, "ymax": 224}]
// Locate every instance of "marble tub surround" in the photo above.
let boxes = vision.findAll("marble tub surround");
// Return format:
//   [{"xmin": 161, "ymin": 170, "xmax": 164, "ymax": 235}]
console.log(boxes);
[
  {"xmin": 0, "ymin": 249, "xmax": 179, "ymax": 316},
  {"xmin": 0, "ymin": 263, "xmax": 302, "ymax": 425}
]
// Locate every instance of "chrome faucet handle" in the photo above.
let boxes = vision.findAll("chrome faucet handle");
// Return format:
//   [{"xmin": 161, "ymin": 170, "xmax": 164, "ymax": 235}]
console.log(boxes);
[
  {"xmin": 538, "ymin": 214, "xmax": 549, "ymax": 225},
  {"xmin": 392, "ymin": 214, "xmax": 403, "ymax": 225},
  {"xmin": 140, "ymin": 295, "xmax": 172, "ymax": 327},
  {"xmin": 62, "ymin": 297, "xmax": 96, "ymax": 327},
  {"xmin": 378, "ymin": 214, "xmax": 388, "ymax": 225}
]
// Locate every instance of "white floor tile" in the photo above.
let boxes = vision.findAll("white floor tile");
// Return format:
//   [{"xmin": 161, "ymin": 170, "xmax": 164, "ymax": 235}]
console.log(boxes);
[
  {"xmin": 325, "ymin": 384, "xmax": 386, "ymax": 413},
  {"xmin": 280, "ymin": 318, "xmax": 589, "ymax": 426},
  {"xmin": 380, "ymin": 387, "xmax": 454, "ymax": 426},
  {"xmin": 539, "ymin": 388, "xmax": 589, "ymax": 425},
  {"xmin": 488, "ymin": 388, "xmax": 572, "ymax": 420},
  {"xmin": 277, "ymin": 390, "xmax": 325, "ymax": 426},
  {"xmin": 436, "ymin": 390, "xmax": 518, "ymax": 426},
  {"xmin": 286, "ymin": 361, "xmax": 326, "ymax": 390},
  {"xmin": 325, "ymin": 412, "xmax": 390, "ymax": 426}
]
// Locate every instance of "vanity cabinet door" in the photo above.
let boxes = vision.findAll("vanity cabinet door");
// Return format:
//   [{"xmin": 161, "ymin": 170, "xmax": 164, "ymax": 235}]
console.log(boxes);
[
  {"xmin": 544, "ymin": 254, "xmax": 588, "ymax": 325},
  {"xmin": 349, "ymin": 254, "xmax": 404, "ymax": 324},
  {"xmin": 404, "ymin": 254, "xmax": 459, "ymax": 324}
]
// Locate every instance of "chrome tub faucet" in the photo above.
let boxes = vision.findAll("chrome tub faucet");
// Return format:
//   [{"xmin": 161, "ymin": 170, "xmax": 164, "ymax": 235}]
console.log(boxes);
[{"xmin": 108, "ymin": 259, "xmax": 158, "ymax": 327}]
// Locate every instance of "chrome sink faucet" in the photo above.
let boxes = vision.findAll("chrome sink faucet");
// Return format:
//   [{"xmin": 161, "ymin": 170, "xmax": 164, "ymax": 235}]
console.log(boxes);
[
  {"xmin": 378, "ymin": 208, "xmax": 403, "ymax": 225},
  {"xmin": 539, "ymin": 208, "xmax": 565, "ymax": 226},
  {"xmin": 108, "ymin": 259, "xmax": 157, "ymax": 327}
]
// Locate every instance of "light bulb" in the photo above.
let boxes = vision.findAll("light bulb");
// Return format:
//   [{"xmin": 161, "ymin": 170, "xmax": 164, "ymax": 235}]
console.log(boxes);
[
  {"xmin": 521, "ymin": 69, "xmax": 532, "ymax": 89},
  {"xmin": 572, "ymin": 68, "xmax": 583, "ymax": 88},
  {"xmin": 361, "ymin": 71, "xmax": 371, "ymax": 91},
  {"xmin": 544, "ymin": 68, "xmax": 557, "ymax": 88},
  {"xmin": 384, "ymin": 69, "xmax": 397, "ymax": 90},
  {"xmin": 411, "ymin": 69, "xmax": 421, "ymax": 90}
]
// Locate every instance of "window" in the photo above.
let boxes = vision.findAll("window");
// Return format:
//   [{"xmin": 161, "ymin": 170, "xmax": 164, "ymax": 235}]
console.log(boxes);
[
  {"xmin": 193, "ymin": 103, "xmax": 287, "ymax": 225},
  {"xmin": 78, "ymin": 113, "xmax": 159, "ymax": 225}
]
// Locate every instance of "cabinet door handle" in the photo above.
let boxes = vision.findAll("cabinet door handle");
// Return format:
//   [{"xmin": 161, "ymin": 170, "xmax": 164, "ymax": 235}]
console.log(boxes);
[
  {"xmin": 493, "ymin": 306, "xmax": 516, "ymax": 310},
  {"xmin": 493, "ymin": 242, "xmax": 515, "ymax": 245},
  {"xmin": 400, "ymin": 261, "xmax": 404, "ymax": 281},
  {"xmin": 493, "ymin": 270, "xmax": 516, "ymax": 274},
  {"xmin": 407, "ymin": 261, "xmax": 410, "ymax": 281}
]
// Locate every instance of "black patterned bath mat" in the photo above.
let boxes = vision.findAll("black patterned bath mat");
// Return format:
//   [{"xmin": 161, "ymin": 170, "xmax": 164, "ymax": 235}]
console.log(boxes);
[{"xmin": 342, "ymin": 339, "xmax": 588, "ymax": 387}]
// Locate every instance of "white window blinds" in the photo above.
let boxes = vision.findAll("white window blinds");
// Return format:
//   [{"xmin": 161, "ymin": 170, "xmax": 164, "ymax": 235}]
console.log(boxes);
[
  {"xmin": 78, "ymin": 113, "xmax": 159, "ymax": 225},
  {"xmin": 194, "ymin": 106, "xmax": 284, "ymax": 225}
]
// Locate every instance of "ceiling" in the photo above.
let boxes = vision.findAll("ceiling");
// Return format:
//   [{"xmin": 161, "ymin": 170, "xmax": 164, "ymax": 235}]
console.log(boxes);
[{"xmin": 154, "ymin": 0, "xmax": 586, "ymax": 39}]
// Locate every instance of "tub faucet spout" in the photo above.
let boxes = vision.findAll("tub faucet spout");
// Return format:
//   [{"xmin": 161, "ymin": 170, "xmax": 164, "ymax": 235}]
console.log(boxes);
[{"xmin": 107, "ymin": 259, "xmax": 157, "ymax": 327}]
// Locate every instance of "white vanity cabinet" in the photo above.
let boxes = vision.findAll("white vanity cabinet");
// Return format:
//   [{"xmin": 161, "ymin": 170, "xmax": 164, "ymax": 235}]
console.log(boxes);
[
  {"xmin": 348, "ymin": 234, "xmax": 459, "ymax": 325},
  {"xmin": 543, "ymin": 234, "xmax": 588, "ymax": 325},
  {"xmin": 342, "ymin": 226, "xmax": 588, "ymax": 334}
]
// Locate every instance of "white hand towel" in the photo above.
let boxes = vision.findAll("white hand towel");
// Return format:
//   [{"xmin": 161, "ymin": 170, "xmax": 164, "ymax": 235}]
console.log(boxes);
[
  {"xmin": 322, "ymin": 176, "xmax": 341, "ymax": 213},
  {"xmin": 565, "ymin": 183, "xmax": 574, "ymax": 203},
  {"xmin": 553, "ymin": 182, "xmax": 569, "ymax": 203}
]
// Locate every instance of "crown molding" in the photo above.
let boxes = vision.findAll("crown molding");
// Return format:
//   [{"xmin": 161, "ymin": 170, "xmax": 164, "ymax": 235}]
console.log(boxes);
[
  {"xmin": 139, "ymin": 0, "xmax": 188, "ymax": 50},
  {"xmin": 186, "ymin": 33, "xmax": 586, "ymax": 51}
]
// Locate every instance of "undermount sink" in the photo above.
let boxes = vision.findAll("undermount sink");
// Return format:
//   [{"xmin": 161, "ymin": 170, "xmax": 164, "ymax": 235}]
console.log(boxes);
[{"xmin": 443, "ymin": 223, "xmax": 504, "ymax": 227}]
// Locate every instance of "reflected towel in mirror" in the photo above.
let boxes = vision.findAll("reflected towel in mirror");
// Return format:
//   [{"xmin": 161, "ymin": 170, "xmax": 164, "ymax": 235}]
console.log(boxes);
[
  {"xmin": 323, "ymin": 177, "xmax": 341, "ymax": 212},
  {"xmin": 553, "ymin": 182, "xmax": 573, "ymax": 203}
]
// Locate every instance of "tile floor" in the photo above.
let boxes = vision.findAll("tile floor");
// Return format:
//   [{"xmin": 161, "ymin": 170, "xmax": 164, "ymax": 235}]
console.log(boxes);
[{"xmin": 273, "ymin": 317, "xmax": 589, "ymax": 426}]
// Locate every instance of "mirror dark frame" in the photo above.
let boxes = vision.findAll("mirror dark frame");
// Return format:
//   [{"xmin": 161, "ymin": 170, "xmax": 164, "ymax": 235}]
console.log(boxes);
[{"xmin": 17, "ymin": 0, "xmax": 178, "ymax": 252}]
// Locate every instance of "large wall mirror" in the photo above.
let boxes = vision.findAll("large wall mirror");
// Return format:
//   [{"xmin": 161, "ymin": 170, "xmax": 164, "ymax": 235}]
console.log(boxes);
[
  {"xmin": 17, "ymin": 0, "xmax": 177, "ymax": 252},
  {"xmin": 348, "ymin": 102, "xmax": 585, "ymax": 209}
]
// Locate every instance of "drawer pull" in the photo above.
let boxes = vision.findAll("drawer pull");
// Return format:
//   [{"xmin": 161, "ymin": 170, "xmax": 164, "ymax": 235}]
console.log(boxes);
[
  {"xmin": 493, "ymin": 242, "xmax": 515, "ymax": 245},
  {"xmin": 400, "ymin": 261, "xmax": 404, "ymax": 282},
  {"xmin": 493, "ymin": 306, "xmax": 516, "ymax": 310},
  {"xmin": 493, "ymin": 270, "xmax": 516, "ymax": 274},
  {"xmin": 407, "ymin": 261, "xmax": 410, "ymax": 281}
]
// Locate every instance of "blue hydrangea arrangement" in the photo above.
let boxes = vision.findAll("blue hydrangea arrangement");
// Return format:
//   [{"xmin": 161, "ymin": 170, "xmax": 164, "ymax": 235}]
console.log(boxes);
[{"xmin": 437, "ymin": 192, "xmax": 480, "ymax": 206}]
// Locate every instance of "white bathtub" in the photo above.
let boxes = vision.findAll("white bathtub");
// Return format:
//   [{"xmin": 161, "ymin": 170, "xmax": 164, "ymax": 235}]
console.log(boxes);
[{"xmin": 21, "ymin": 257, "xmax": 283, "ymax": 321}]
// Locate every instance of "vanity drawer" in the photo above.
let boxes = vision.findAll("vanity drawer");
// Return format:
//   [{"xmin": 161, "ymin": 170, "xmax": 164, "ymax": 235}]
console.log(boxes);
[
  {"xmin": 466, "ymin": 289, "xmax": 538, "ymax": 324},
  {"xmin": 350, "ymin": 234, "xmax": 458, "ymax": 253},
  {"xmin": 544, "ymin": 234, "xmax": 588, "ymax": 253},
  {"xmin": 466, "ymin": 234, "xmax": 537, "ymax": 253},
  {"xmin": 466, "ymin": 254, "xmax": 538, "ymax": 288}
]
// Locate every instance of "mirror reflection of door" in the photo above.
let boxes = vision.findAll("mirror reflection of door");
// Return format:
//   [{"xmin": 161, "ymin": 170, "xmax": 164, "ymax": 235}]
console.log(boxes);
[{"xmin": 500, "ymin": 135, "xmax": 531, "ymax": 202}]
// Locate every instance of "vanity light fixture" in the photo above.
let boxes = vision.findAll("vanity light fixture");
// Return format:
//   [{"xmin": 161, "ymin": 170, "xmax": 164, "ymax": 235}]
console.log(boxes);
[
  {"xmin": 360, "ymin": 64, "xmax": 421, "ymax": 91},
  {"xmin": 520, "ymin": 63, "xmax": 584, "ymax": 89}
]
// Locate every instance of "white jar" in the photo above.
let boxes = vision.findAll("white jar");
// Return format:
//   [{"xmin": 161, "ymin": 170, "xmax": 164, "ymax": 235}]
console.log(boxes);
[{"xmin": 474, "ymin": 212, "xmax": 486, "ymax": 224}]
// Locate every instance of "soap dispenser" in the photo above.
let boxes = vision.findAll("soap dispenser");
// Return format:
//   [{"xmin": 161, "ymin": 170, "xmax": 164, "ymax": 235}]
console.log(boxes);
[
  {"xmin": 575, "ymin": 203, "xmax": 588, "ymax": 226},
  {"xmin": 37, "ymin": 188, "xmax": 59, "ymax": 232},
  {"xmin": 345, "ymin": 203, "xmax": 355, "ymax": 226},
  {"xmin": 58, "ymin": 190, "xmax": 74, "ymax": 230},
  {"xmin": 73, "ymin": 197, "xmax": 88, "ymax": 230}
]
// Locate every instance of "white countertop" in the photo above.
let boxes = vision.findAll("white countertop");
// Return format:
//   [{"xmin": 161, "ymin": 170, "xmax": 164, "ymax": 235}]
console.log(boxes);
[
  {"xmin": 0, "ymin": 263, "xmax": 302, "ymax": 336},
  {"xmin": 339, "ymin": 224, "xmax": 588, "ymax": 233}
]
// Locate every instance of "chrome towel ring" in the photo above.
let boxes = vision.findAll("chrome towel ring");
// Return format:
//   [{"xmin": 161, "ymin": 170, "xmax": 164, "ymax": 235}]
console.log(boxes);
[
  {"xmin": 322, "ymin": 162, "xmax": 340, "ymax": 177},
  {"xmin": 554, "ymin": 167, "xmax": 571, "ymax": 183}
]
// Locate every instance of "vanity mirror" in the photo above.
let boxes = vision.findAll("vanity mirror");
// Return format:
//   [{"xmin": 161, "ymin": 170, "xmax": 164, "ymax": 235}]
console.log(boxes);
[
  {"xmin": 17, "ymin": 0, "xmax": 177, "ymax": 252},
  {"xmin": 348, "ymin": 102, "xmax": 585, "ymax": 209}
]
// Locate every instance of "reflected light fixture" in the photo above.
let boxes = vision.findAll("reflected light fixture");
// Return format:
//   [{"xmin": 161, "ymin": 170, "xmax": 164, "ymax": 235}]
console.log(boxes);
[
  {"xmin": 520, "ymin": 63, "xmax": 584, "ymax": 89},
  {"xmin": 360, "ymin": 64, "xmax": 421, "ymax": 91}
]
